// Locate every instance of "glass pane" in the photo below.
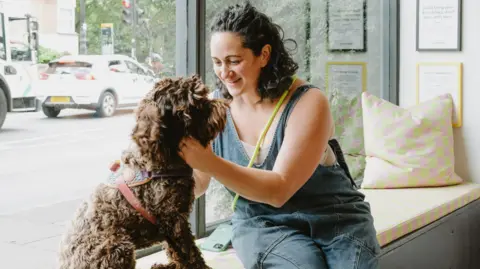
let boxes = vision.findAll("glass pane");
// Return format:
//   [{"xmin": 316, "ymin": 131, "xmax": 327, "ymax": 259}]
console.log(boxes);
[
  {"xmin": 204, "ymin": 0, "xmax": 388, "ymax": 225},
  {"xmin": 7, "ymin": 17, "xmax": 32, "ymax": 62},
  {"xmin": 57, "ymin": 8, "xmax": 75, "ymax": 33},
  {"xmin": 1, "ymin": 1, "xmax": 176, "ymax": 267}
]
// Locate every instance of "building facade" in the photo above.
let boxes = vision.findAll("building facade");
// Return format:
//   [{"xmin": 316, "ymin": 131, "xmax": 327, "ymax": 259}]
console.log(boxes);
[{"xmin": 0, "ymin": 0, "xmax": 78, "ymax": 55}]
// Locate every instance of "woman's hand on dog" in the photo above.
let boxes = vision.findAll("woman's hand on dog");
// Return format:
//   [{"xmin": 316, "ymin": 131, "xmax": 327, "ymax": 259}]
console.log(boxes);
[{"xmin": 179, "ymin": 137, "xmax": 216, "ymax": 172}]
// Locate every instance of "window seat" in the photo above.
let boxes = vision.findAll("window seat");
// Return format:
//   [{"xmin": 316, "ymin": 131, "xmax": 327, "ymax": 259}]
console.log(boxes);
[
  {"xmin": 135, "ymin": 182, "xmax": 480, "ymax": 269},
  {"xmin": 363, "ymin": 181, "xmax": 480, "ymax": 247}
]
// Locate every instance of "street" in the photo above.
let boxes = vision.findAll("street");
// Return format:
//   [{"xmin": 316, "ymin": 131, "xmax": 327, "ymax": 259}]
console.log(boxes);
[{"xmin": 0, "ymin": 108, "xmax": 137, "ymax": 268}]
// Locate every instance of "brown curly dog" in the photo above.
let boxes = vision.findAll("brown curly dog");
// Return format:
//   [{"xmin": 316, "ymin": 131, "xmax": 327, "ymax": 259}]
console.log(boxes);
[{"xmin": 57, "ymin": 75, "xmax": 227, "ymax": 269}]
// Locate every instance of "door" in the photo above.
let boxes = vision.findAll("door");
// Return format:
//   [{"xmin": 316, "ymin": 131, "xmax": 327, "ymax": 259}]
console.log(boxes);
[
  {"xmin": 125, "ymin": 60, "xmax": 154, "ymax": 102},
  {"xmin": 107, "ymin": 60, "xmax": 136, "ymax": 105}
]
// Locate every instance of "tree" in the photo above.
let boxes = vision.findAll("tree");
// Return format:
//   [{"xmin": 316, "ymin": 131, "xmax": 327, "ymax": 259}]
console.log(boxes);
[
  {"xmin": 75, "ymin": 0, "xmax": 176, "ymax": 66},
  {"xmin": 37, "ymin": 46, "xmax": 63, "ymax": 64}
]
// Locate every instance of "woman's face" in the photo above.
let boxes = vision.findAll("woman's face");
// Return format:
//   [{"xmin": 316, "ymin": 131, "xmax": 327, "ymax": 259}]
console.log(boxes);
[{"xmin": 210, "ymin": 32, "xmax": 270, "ymax": 98}]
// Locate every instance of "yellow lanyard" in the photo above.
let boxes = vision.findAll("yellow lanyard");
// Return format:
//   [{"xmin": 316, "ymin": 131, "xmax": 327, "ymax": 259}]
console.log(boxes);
[{"xmin": 231, "ymin": 75, "xmax": 297, "ymax": 211}]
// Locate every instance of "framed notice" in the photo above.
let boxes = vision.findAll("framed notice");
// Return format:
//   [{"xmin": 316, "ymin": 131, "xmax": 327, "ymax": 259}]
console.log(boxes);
[
  {"xmin": 326, "ymin": 0, "xmax": 367, "ymax": 52},
  {"xmin": 326, "ymin": 62, "xmax": 367, "ymax": 95},
  {"xmin": 416, "ymin": 62, "xmax": 463, "ymax": 127},
  {"xmin": 416, "ymin": 0, "xmax": 462, "ymax": 51},
  {"xmin": 101, "ymin": 23, "xmax": 115, "ymax": 55}
]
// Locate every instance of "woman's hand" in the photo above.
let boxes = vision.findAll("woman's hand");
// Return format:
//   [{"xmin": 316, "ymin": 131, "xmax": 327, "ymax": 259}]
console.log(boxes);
[{"xmin": 178, "ymin": 137, "xmax": 217, "ymax": 173}]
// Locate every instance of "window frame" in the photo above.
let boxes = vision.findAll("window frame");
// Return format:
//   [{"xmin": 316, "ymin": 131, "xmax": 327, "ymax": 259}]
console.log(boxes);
[
  {"xmin": 0, "ymin": 13, "xmax": 6, "ymax": 61},
  {"xmin": 177, "ymin": 0, "xmax": 399, "ymax": 239},
  {"xmin": 176, "ymin": 0, "xmax": 208, "ymax": 239},
  {"xmin": 386, "ymin": 0, "xmax": 400, "ymax": 104}
]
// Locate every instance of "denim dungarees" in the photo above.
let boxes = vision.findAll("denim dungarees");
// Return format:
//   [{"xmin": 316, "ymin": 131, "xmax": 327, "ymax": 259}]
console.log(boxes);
[{"xmin": 212, "ymin": 85, "xmax": 380, "ymax": 269}]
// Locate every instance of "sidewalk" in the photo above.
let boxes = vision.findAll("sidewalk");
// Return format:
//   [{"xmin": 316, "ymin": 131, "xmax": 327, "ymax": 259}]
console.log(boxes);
[
  {"xmin": 0, "ymin": 199, "xmax": 243, "ymax": 269},
  {"xmin": 0, "ymin": 200, "xmax": 81, "ymax": 269}
]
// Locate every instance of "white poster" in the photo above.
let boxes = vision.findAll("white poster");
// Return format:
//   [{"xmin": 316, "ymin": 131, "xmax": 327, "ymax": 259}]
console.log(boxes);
[
  {"xmin": 417, "ymin": 0, "xmax": 461, "ymax": 50},
  {"xmin": 327, "ymin": 63, "xmax": 365, "ymax": 96},
  {"xmin": 327, "ymin": 0, "xmax": 365, "ymax": 51},
  {"xmin": 417, "ymin": 63, "xmax": 462, "ymax": 127}
]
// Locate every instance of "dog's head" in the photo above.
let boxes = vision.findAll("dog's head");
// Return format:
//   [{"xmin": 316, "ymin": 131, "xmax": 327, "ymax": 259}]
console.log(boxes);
[{"xmin": 123, "ymin": 75, "xmax": 227, "ymax": 171}]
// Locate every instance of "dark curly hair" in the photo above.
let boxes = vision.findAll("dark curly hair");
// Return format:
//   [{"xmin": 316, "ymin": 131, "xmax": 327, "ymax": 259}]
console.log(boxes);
[
  {"xmin": 210, "ymin": 1, "xmax": 299, "ymax": 101},
  {"xmin": 123, "ymin": 75, "xmax": 227, "ymax": 171}
]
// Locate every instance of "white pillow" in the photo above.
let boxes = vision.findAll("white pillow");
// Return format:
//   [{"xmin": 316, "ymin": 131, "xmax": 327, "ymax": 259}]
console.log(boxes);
[{"xmin": 361, "ymin": 92, "xmax": 463, "ymax": 188}]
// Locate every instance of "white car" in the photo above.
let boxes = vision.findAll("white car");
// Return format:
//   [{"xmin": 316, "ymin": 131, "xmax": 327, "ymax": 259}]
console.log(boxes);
[{"xmin": 35, "ymin": 54, "xmax": 156, "ymax": 118}]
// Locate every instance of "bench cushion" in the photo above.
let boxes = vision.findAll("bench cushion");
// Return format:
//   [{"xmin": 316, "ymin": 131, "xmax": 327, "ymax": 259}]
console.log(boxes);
[{"xmin": 361, "ymin": 181, "xmax": 480, "ymax": 246}]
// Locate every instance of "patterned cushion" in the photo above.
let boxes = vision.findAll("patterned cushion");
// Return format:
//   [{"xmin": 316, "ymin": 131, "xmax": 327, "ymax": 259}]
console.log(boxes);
[
  {"xmin": 361, "ymin": 181, "xmax": 480, "ymax": 246},
  {"xmin": 361, "ymin": 92, "xmax": 463, "ymax": 188},
  {"xmin": 327, "ymin": 90, "xmax": 366, "ymax": 182}
]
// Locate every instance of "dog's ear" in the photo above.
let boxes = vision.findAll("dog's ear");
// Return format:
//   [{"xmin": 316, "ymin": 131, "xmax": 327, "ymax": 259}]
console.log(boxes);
[
  {"xmin": 130, "ymin": 103, "xmax": 169, "ymax": 171},
  {"xmin": 193, "ymin": 99, "xmax": 228, "ymax": 147},
  {"xmin": 207, "ymin": 99, "xmax": 228, "ymax": 136}
]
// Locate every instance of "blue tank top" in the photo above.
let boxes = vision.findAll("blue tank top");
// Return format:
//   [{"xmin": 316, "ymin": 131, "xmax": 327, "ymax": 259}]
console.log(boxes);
[{"xmin": 212, "ymin": 85, "xmax": 363, "ymax": 217}]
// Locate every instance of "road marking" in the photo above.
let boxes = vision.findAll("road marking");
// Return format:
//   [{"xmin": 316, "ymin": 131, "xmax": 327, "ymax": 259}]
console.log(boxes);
[
  {"xmin": 0, "ymin": 134, "xmax": 117, "ymax": 151},
  {"xmin": 0, "ymin": 128, "xmax": 106, "ymax": 146}
]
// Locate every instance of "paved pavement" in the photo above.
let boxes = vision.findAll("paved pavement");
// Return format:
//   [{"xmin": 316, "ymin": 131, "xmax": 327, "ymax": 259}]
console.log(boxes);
[{"xmin": 0, "ymin": 108, "xmax": 136, "ymax": 269}]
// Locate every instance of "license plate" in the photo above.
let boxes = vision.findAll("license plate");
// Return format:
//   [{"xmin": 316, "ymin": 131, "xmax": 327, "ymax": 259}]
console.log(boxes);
[{"xmin": 50, "ymin": 96, "xmax": 71, "ymax": 103}]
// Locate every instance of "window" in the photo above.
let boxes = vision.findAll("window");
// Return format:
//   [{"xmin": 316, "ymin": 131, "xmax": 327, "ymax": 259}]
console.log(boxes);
[
  {"xmin": 108, "ymin": 60, "xmax": 130, "ymax": 73},
  {"xmin": 45, "ymin": 61, "xmax": 92, "ymax": 75},
  {"xmin": 57, "ymin": 7, "xmax": 75, "ymax": 34},
  {"xmin": 3, "ymin": 0, "xmax": 178, "ymax": 266},
  {"xmin": 108, "ymin": 60, "xmax": 121, "ymax": 66},
  {"xmin": 3, "ymin": 0, "xmax": 397, "ymax": 266},
  {"xmin": 10, "ymin": 41, "xmax": 32, "ymax": 62},
  {"xmin": 125, "ymin": 60, "xmax": 147, "ymax": 75},
  {"xmin": 203, "ymin": 0, "xmax": 398, "ymax": 228}
]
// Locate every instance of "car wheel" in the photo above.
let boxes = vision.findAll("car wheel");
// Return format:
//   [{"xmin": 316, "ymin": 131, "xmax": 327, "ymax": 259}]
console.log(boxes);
[
  {"xmin": 0, "ymin": 90, "xmax": 7, "ymax": 129},
  {"xmin": 42, "ymin": 105, "xmax": 61, "ymax": 118},
  {"xmin": 96, "ymin": 91, "xmax": 116, "ymax": 117}
]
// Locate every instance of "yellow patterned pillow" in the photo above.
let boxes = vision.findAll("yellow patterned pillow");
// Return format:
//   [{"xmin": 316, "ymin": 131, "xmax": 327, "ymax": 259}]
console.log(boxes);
[{"xmin": 361, "ymin": 92, "xmax": 463, "ymax": 188}]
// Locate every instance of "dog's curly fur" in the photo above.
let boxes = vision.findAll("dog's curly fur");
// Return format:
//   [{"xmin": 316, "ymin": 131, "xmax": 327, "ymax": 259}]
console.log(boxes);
[{"xmin": 57, "ymin": 75, "xmax": 227, "ymax": 269}]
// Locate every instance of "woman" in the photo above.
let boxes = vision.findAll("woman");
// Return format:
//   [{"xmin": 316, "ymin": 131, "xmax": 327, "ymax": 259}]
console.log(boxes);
[{"xmin": 179, "ymin": 2, "xmax": 380, "ymax": 268}]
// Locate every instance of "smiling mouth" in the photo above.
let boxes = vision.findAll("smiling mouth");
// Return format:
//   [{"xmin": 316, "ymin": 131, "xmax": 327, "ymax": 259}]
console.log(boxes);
[{"xmin": 225, "ymin": 78, "xmax": 241, "ymax": 84}]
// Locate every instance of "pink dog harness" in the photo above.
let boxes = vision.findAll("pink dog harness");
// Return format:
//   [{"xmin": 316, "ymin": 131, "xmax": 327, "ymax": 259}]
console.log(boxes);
[{"xmin": 108, "ymin": 160, "xmax": 193, "ymax": 225}]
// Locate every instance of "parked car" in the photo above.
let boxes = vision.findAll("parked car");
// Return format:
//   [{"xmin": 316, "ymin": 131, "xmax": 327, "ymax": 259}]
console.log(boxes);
[{"xmin": 35, "ymin": 54, "xmax": 156, "ymax": 118}]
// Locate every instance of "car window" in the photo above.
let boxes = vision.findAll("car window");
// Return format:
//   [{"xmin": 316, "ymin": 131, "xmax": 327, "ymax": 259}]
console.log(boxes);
[
  {"xmin": 108, "ymin": 60, "xmax": 129, "ymax": 73},
  {"xmin": 45, "ymin": 60, "xmax": 92, "ymax": 76},
  {"xmin": 108, "ymin": 60, "xmax": 121, "ymax": 66},
  {"xmin": 125, "ymin": 60, "xmax": 147, "ymax": 76}
]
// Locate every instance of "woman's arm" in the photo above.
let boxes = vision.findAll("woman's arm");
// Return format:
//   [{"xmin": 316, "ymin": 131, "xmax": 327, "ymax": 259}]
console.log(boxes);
[
  {"xmin": 181, "ymin": 88, "xmax": 333, "ymax": 208},
  {"xmin": 193, "ymin": 169, "xmax": 212, "ymax": 198}
]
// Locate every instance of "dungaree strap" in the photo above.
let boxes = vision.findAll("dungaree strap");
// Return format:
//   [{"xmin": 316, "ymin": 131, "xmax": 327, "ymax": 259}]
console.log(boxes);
[{"xmin": 328, "ymin": 139, "xmax": 357, "ymax": 188}]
